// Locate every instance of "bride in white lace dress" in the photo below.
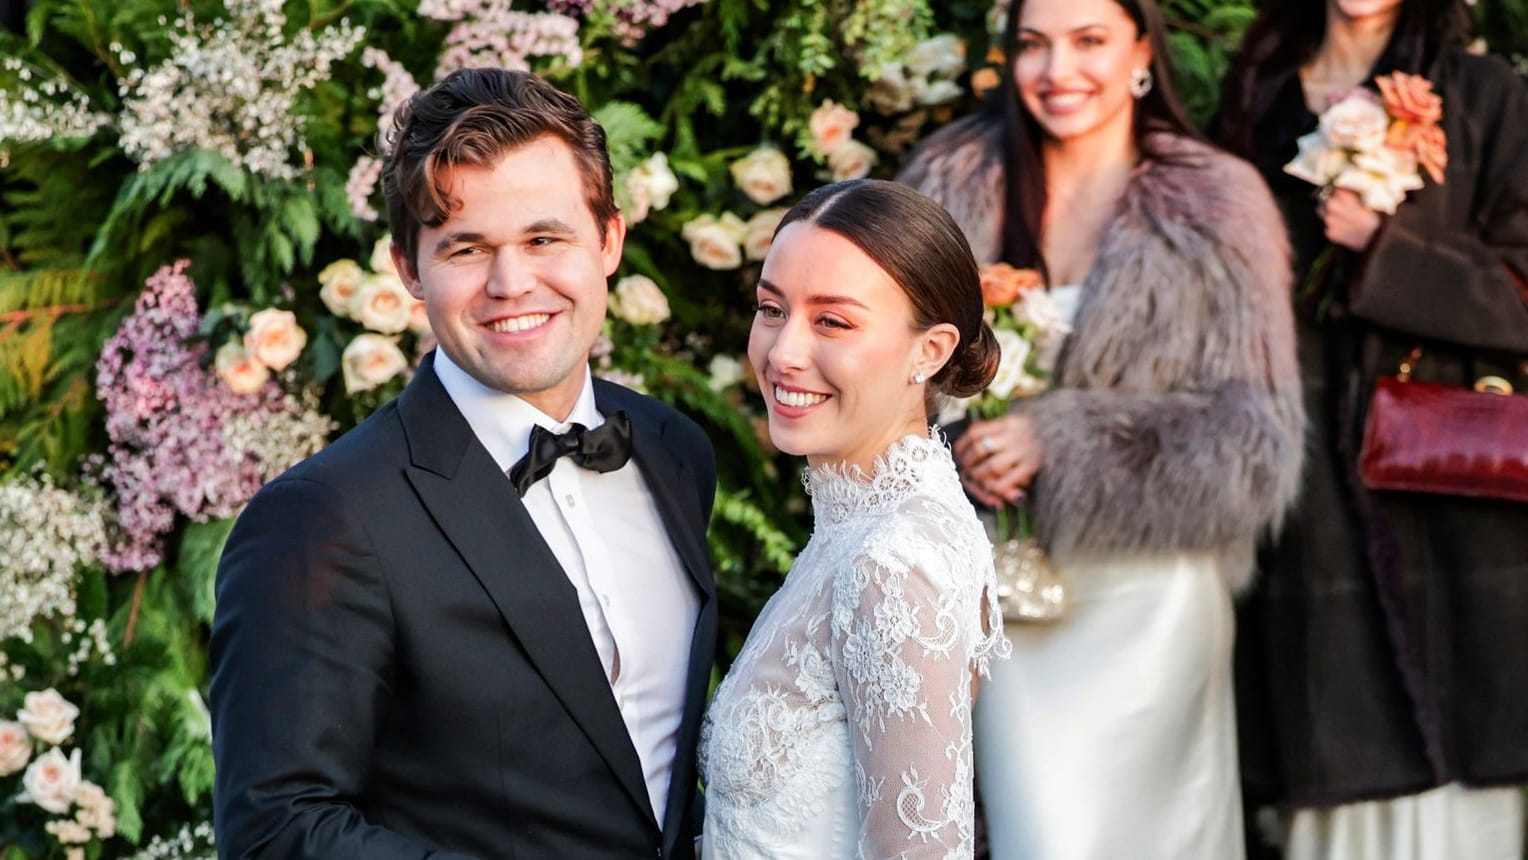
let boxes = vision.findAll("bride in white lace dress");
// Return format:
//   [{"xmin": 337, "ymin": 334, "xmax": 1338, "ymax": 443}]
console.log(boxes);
[{"xmin": 700, "ymin": 179, "xmax": 1010, "ymax": 859}]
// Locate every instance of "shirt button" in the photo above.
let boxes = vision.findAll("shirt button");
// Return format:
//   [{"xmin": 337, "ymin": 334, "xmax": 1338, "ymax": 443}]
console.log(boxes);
[
  {"xmin": 600, "ymin": 593, "xmax": 611, "ymax": 608},
  {"xmin": 565, "ymin": 494, "xmax": 576, "ymax": 507}
]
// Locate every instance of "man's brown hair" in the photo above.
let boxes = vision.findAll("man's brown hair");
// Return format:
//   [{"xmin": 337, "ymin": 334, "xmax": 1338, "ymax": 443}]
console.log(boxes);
[{"xmin": 381, "ymin": 68, "xmax": 619, "ymax": 274}]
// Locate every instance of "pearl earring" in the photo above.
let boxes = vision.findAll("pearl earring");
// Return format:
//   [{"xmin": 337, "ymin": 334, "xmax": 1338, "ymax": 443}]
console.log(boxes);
[{"xmin": 912, "ymin": 371, "xmax": 927, "ymax": 384}]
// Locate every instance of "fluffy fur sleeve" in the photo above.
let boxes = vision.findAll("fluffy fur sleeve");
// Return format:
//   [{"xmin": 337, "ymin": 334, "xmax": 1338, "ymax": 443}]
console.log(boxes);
[
  {"xmin": 896, "ymin": 113, "xmax": 1007, "ymax": 264},
  {"xmin": 1017, "ymin": 139, "xmax": 1305, "ymax": 590}
]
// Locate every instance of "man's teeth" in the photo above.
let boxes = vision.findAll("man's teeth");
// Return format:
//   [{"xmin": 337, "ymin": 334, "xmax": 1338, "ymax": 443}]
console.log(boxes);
[
  {"xmin": 488, "ymin": 314, "xmax": 550, "ymax": 333},
  {"xmin": 774, "ymin": 386, "xmax": 828, "ymax": 408}
]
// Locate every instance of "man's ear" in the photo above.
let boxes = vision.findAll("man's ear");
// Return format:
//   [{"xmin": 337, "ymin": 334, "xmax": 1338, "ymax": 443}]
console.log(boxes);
[
  {"xmin": 601, "ymin": 214, "xmax": 627, "ymax": 277},
  {"xmin": 391, "ymin": 242, "xmax": 423, "ymax": 299}
]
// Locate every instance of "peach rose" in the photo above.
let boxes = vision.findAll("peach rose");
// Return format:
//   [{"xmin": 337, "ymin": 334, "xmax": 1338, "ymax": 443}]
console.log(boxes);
[
  {"xmin": 0, "ymin": 720, "xmax": 31, "ymax": 776},
  {"xmin": 808, "ymin": 100, "xmax": 860, "ymax": 157},
  {"xmin": 729, "ymin": 146, "xmax": 792, "ymax": 205},
  {"xmin": 342, "ymin": 334, "xmax": 408, "ymax": 393},
  {"xmin": 243, "ymin": 308, "xmax": 307, "ymax": 372},
  {"xmin": 682, "ymin": 213, "xmax": 748, "ymax": 271},
  {"xmin": 743, "ymin": 208, "xmax": 787, "ymax": 262},
  {"xmin": 1376, "ymin": 72, "xmax": 1443, "ymax": 127},
  {"xmin": 827, "ymin": 139, "xmax": 878, "ymax": 182},
  {"xmin": 1413, "ymin": 122, "xmax": 1448, "ymax": 185},
  {"xmin": 622, "ymin": 152, "xmax": 680, "ymax": 224},
  {"xmin": 970, "ymin": 67, "xmax": 1002, "ymax": 98},
  {"xmin": 19, "ymin": 747, "xmax": 81, "ymax": 815},
  {"xmin": 18, "ymin": 689, "xmax": 79, "ymax": 747},
  {"xmin": 350, "ymin": 273, "xmax": 414, "ymax": 334},
  {"xmin": 318, "ymin": 259, "xmax": 365, "ymax": 318},
  {"xmin": 214, "ymin": 342, "xmax": 271, "ymax": 395},
  {"xmin": 406, "ymin": 297, "xmax": 432, "ymax": 335},
  {"xmin": 978, "ymin": 263, "xmax": 1043, "ymax": 308}
]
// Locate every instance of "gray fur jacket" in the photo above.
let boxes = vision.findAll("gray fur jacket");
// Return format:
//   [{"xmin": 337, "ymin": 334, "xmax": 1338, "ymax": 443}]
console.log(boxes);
[{"xmin": 900, "ymin": 117, "xmax": 1304, "ymax": 593}]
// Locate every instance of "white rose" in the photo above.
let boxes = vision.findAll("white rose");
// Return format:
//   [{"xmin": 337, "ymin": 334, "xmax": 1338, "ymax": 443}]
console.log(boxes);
[
  {"xmin": 1319, "ymin": 92, "xmax": 1389, "ymax": 153},
  {"xmin": 214, "ymin": 341, "xmax": 272, "ymax": 395},
  {"xmin": 318, "ymin": 259, "xmax": 366, "ymax": 318},
  {"xmin": 827, "ymin": 140, "xmax": 879, "ymax": 182},
  {"xmin": 1284, "ymin": 131, "xmax": 1348, "ymax": 187},
  {"xmin": 19, "ymin": 747, "xmax": 81, "ymax": 815},
  {"xmin": 369, "ymin": 237, "xmax": 396, "ymax": 276},
  {"xmin": 988, "ymin": 328, "xmax": 1039, "ymax": 400},
  {"xmin": 0, "ymin": 720, "xmax": 31, "ymax": 776},
  {"xmin": 609, "ymin": 275, "xmax": 671, "ymax": 325},
  {"xmin": 682, "ymin": 213, "xmax": 748, "ymax": 271},
  {"xmin": 243, "ymin": 308, "xmax": 307, "ymax": 372},
  {"xmin": 907, "ymin": 34, "xmax": 966, "ymax": 79},
  {"xmin": 743, "ymin": 208, "xmax": 787, "ymax": 261},
  {"xmin": 707, "ymin": 354, "xmax": 745, "ymax": 391},
  {"xmin": 1335, "ymin": 147, "xmax": 1425, "ymax": 215},
  {"xmin": 1011, "ymin": 289, "xmax": 1073, "ymax": 339},
  {"xmin": 807, "ymin": 100, "xmax": 860, "ymax": 157},
  {"xmin": 342, "ymin": 334, "xmax": 409, "ymax": 393},
  {"xmin": 729, "ymin": 146, "xmax": 792, "ymax": 205},
  {"xmin": 914, "ymin": 78, "xmax": 965, "ymax": 106},
  {"xmin": 623, "ymin": 153, "xmax": 680, "ymax": 224},
  {"xmin": 19, "ymin": 690, "xmax": 80, "ymax": 747},
  {"xmin": 350, "ymin": 273, "xmax": 414, "ymax": 334},
  {"xmin": 865, "ymin": 63, "xmax": 917, "ymax": 114}
]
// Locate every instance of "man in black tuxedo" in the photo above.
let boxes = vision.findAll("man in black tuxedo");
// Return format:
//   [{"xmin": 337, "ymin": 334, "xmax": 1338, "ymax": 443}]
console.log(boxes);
[{"xmin": 209, "ymin": 68, "xmax": 717, "ymax": 859}]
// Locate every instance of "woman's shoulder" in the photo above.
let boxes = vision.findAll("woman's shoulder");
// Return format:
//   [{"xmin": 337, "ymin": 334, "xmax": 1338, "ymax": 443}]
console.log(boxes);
[
  {"xmin": 1128, "ymin": 133, "xmax": 1282, "ymax": 243},
  {"xmin": 899, "ymin": 112, "xmax": 1004, "ymax": 187},
  {"xmin": 1436, "ymin": 48, "xmax": 1525, "ymax": 93}
]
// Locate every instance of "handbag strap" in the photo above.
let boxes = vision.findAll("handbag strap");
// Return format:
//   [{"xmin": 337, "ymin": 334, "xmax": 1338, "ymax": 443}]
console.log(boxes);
[{"xmin": 1393, "ymin": 345, "xmax": 1514, "ymax": 394}]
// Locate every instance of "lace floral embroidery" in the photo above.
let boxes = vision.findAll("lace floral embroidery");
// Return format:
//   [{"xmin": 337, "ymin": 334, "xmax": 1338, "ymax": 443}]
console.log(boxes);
[{"xmin": 701, "ymin": 432, "xmax": 1010, "ymax": 858}]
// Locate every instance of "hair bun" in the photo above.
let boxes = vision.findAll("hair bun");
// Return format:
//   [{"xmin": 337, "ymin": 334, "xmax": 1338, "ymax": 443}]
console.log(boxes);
[{"xmin": 939, "ymin": 320, "xmax": 1000, "ymax": 399}]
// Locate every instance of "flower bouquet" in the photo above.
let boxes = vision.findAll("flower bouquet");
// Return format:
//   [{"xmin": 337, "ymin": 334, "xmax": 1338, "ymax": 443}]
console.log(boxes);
[
  {"xmin": 1284, "ymin": 71, "xmax": 1447, "ymax": 310},
  {"xmin": 949, "ymin": 263, "xmax": 1073, "ymax": 623}
]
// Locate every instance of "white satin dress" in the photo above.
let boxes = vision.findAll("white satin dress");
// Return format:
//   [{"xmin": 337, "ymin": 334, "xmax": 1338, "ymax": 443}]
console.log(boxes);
[
  {"xmin": 973, "ymin": 285, "xmax": 1244, "ymax": 860},
  {"xmin": 699, "ymin": 432, "xmax": 1010, "ymax": 859}
]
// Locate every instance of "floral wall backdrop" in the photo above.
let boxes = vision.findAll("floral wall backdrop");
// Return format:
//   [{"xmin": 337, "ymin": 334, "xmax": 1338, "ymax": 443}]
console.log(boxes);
[{"xmin": 0, "ymin": 0, "xmax": 1519, "ymax": 855}]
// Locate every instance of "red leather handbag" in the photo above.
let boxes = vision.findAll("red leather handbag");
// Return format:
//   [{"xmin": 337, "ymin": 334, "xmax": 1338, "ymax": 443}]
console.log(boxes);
[{"xmin": 1358, "ymin": 348, "xmax": 1528, "ymax": 502}]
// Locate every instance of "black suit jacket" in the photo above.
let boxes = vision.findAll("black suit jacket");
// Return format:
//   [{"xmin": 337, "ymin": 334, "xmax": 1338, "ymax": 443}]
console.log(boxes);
[{"xmin": 210, "ymin": 356, "xmax": 718, "ymax": 859}]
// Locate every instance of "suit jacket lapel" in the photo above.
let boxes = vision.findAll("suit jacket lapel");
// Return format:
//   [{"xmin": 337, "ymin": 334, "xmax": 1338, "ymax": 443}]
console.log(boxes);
[{"xmin": 397, "ymin": 359, "xmax": 657, "ymax": 828}]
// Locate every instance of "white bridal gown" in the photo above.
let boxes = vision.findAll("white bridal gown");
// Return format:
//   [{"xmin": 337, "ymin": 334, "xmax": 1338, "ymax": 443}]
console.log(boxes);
[
  {"xmin": 700, "ymin": 431, "xmax": 1009, "ymax": 859},
  {"xmin": 974, "ymin": 285, "xmax": 1244, "ymax": 860}
]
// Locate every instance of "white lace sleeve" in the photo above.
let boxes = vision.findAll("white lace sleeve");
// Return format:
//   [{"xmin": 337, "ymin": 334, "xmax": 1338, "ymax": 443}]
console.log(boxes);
[{"xmin": 830, "ymin": 530, "xmax": 987, "ymax": 859}]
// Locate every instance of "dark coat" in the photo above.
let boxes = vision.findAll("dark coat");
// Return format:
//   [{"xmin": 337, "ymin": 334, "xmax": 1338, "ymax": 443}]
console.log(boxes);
[
  {"xmin": 209, "ymin": 355, "xmax": 719, "ymax": 859},
  {"xmin": 1231, "ymin": 48, "xmax": 1528, "ymax": 807}
]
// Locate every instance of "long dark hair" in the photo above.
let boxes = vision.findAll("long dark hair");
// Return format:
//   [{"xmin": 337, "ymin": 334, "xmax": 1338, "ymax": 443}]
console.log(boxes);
[
  {"xmin": 995, "ymin": 0, "xmax": 1202, "ymax": 275},
  {"xmin": 775, "ymin": 180, "xmax": 1001, "ymax": 399},
  {"xmin": 1218, "ymin": 0, "xmax": 1473, "ymax": 158}
]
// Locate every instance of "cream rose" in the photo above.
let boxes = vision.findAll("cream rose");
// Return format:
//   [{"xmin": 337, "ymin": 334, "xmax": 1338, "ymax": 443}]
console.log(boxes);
[
  {"xmin": 865, "ymin": 63, "xmax": 917, "ymax": 114},
  {"xmin": 1334, "ymin": 147, "xmax": 1424, "ymax": 214},
  {"xmin": 19, "ymin": 747, "xmax": 81, "ymax": 815},
  {"xmin": 18, "ymin": 690, "xmax": 79, "ymax": 746},
  {"xmin": 682, "ymin": 213, "xmax": 748, "ymax": 271},
  {"xmin": 808, "ymin": 101, "xmax": 860, "ymax": 157},
  {"xmin": 827, "ymin": 139, "xmax": 879, "ymax": 182},
  {"xmin": 1284, "ymin": 132, "xmax": 1347, "ymax": 187},
  {"xmin": 369, "ymin": 237, "xmax": 397, "ymax": 276},
  {"xmin": 907, "ymin": 34, "xmax": 966, "ymax": 79},
  {"xmin": 609, "ymin": 275, "xmax": 671, "ymax": 325},
  {"xmin": 0, "ymin": 720, "xmax": 31, "ymax": 776},
  {"xmin": 623, "ymin": 153, "xmax": 680, "ymax": 224},
  {"xmin": 988, "ymin": 328, "xmax": 1041, "ymax": 400},
  {"xmin": 214, "ymin": 342, "xmax": 271, "ymax": 395},
  {"xmin": 318, "ymin": 259, "xmax": 365, "ymax": 318},
  {"xmin": 350, "ymin": 273, "xmax": 414, "ymax": 334},
  {"xmin": 243, "ymin": 308, "xmax": 307, "ymax": 372},
  {"xmin": 743, "ymin": 208, "xmax": 787, "ymax": 262},
  {"xmin": 729, "ymin": 147, "xmax": 792, "ymax": 205},
  {"xmin": 342, "ymin": 334, "xmax": 409, "ymax": 394},
  {"xmin": 915, "ymin": 78, "xmax": 965, "ymax": 106},
  {"xmin": 707, "ymin": 354, "xmax": 745, "ymax": 391},
  {"xmin": 406, "ymin": 298, "xmax": 432, "ymax": 335},
  {"xmin": 1319, "ymin": 92, "xmax": 1389, "ymax": 152},
  {"xmin": 73, "ymin": 780, "xmax": 116, "ymax": 837}
]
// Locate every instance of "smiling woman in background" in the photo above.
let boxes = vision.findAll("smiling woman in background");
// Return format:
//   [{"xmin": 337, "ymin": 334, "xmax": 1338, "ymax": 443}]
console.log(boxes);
[{"xmin": 899, "ymin": 0, "xmax": 1304, "ymax": 856}]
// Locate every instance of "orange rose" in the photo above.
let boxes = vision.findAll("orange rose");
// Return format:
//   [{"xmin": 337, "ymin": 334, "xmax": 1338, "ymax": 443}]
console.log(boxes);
[
  {"xmin": 971, "ymin": 67, "xmax": 1002, "ymax": 98},
  {"xmin": 978, "ymin": 263, "xmax": 1043, "ymax": 308},
  {"xmin": 1414, "ymin": 123, "xmax": 1448, "ymax": 184},
  {"xmin": 1376, "ymin": 72, "xmax": 1443, "ymax": 127}
]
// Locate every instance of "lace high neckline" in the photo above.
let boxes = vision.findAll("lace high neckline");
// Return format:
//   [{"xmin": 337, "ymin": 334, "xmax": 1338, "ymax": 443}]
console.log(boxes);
[{"xmin": 801, "ymin": 429, "xmax": 958, "ymax": 526}]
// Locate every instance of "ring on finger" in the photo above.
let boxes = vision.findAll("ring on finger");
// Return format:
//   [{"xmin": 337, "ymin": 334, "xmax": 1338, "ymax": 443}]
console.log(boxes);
[{"xmin": 980, "ymin": 435, "xmax": 995, "ymax": 454}]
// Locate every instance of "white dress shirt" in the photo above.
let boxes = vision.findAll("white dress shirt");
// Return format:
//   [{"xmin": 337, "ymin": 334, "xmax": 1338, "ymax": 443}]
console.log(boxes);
[{"xmin": 434, "ymin": 351, "xmax": 701, "ymax": 827}]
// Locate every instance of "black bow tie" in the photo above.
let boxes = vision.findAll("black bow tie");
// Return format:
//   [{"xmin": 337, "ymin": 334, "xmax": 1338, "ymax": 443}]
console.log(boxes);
[{"xmin": 508, "ymin": 411, "xmax": 633, "ymax": 496}]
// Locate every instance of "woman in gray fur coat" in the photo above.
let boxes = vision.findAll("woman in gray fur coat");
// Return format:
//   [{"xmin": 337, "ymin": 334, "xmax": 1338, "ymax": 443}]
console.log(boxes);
[{"xmin": 898, "ymin": 0, "xmax": 1303, "ymax": 856}]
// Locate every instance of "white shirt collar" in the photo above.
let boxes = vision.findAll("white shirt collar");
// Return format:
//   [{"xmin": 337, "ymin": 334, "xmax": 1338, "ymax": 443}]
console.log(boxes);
[{"xmin": 432, "ymin": 349, "xmax": 604, "ymax": 474}]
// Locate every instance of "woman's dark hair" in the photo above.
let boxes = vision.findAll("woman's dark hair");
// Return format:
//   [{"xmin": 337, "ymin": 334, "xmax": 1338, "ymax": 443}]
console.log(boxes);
[
  {"xmin": 996, "ymin": 0, "xmax": 1202, "ymax": 274},
  {"xmin": 1218, "ymin": 0, "xmax": 1473, "ymax": 158},
  {"xmin": 774, "ymin": 180, "xmax": 1000, "ymax": 399}
]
